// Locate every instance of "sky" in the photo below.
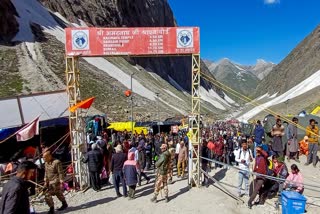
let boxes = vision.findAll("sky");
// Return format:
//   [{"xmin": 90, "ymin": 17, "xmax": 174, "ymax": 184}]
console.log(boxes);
[{"xmin": 168, "ymin": 0, "xmax": 320, "ymax": 65}]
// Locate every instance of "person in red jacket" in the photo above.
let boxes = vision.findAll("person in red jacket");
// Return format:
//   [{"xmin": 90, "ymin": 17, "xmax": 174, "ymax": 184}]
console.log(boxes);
[
  {"xmin": 213, "ymin": 137, "xmax": 224, "ymax": 168},
  {"xmin": 248, "ymin": 146, "xmax": 268, "ymax": 209}
]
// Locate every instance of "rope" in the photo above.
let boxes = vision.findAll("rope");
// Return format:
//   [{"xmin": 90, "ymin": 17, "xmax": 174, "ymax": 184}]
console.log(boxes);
[
  {"xmin": 200, "ymin": 168, "xmax": 245, "ymax": 203},
  {"xmin": 200, "ymin": 156, "xmax": 320, "ymax": 191},
  {"xmin": 34, "ymin": 132, "xmax": 69, "ymax": 160},
  {"xmin": 201, "ymin": 72, "xmax": 320, "ymax": 138},
  {"xmin": 0, "ymin": 132, "xmax": 70, "ymax": 180}
]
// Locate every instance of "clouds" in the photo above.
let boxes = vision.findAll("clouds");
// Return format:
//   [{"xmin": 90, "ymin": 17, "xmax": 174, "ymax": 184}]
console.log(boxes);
[{"xmin": 264, "ymin": 0, "xmax": 280, "ymax": 4}]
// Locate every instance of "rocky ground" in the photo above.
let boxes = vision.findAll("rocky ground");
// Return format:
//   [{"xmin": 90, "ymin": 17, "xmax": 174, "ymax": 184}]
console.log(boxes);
[{"xmin": 32, "ymin": 155, "xmax": 320, "ymax": 214}]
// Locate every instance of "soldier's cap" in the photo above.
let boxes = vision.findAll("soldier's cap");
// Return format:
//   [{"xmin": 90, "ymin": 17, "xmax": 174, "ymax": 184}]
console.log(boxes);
[{"xmin": 160, "ymin": 144, "xmax": 167, "ymax": 150}]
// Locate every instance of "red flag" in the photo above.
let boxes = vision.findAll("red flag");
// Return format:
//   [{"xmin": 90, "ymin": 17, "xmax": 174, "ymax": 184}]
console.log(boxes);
[{"xmin": 16, "ymin": 116, "xmax": 40, "ymax": 141}]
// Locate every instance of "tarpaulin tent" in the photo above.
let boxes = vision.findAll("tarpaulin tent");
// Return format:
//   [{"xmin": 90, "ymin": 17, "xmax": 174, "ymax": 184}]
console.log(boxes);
[{"xmin": 107, "ymin": 122, "xmax": 148, "ymax": 135}]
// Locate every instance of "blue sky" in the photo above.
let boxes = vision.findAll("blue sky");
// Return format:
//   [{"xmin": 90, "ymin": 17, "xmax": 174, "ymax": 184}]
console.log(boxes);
[{"xmin": 168, "ymin": 0, "xmax": 320, "ymax": 65}]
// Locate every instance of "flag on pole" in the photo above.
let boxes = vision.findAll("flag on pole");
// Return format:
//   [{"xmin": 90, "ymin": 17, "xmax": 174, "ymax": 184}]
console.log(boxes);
[
  {"xmin": 16, "ymin": 116, "xmax": 40, "ymax": 141},
  {"xmin": 69, "ymin": 97, "xmax": 95, "ymax": 113}
]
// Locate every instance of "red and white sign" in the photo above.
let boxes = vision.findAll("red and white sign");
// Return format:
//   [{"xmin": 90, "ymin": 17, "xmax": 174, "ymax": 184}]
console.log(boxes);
[{"xmin": 65, "ymin": 27, "xmax": 200, "ymax": 56}]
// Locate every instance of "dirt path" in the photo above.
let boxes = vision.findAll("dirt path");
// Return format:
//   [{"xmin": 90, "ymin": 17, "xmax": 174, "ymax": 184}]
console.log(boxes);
[{"xmin": 33, "ymin": 155, "xmax": 320, "ymax": 214}]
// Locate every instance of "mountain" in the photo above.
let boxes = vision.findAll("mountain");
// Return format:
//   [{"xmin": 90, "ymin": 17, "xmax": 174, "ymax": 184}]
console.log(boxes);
[
  {"xmin": 255, "ymin": 25, "xmax": 320, "ymax": 97},
  {"xmin": 236, "ymin": 25, "xmax": 320, "ymax": 121},
  {"xmin": 0, "ymin": 0, "xmax": 235, "ymax": 121},
  {"xmin": 250, "ymin": 59, "xmax": 275, "ymax": 80},
  {"xmin": 205, "ymin": 58, "xmax": 260, "ymax": 99}
]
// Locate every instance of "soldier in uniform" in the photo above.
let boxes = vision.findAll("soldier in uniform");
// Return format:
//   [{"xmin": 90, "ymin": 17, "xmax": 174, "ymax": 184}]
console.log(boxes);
[
  {"xmin": 167, "ymin": 147, "xmax": 175, "ymax": 184},
  {"xmin": 151, "ymin": 144, "xmax": 171, "ymax": 203},
  {"xmin": 43, "ymin": 150, "xmax": 68, "ymax": 214}
]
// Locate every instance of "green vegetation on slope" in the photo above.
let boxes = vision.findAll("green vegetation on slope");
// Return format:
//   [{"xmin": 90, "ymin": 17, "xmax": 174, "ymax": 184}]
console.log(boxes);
[{"xmin": 0, "ymin": 47, "xmax": 23, "ymax": 98}]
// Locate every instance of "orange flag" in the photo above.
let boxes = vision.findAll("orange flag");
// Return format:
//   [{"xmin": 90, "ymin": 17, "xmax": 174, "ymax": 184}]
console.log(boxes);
[{"xmin": 69, "ymin": 97, "xmax": 95, "ymax": 113}]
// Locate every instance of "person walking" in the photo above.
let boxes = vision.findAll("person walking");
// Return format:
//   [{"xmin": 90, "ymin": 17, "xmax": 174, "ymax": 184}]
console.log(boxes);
[
  {"xmin": 235, "ymin": 140, "xmax": 253, "ymax": 197},
  {"xmin": 305, "ymin": 119, "xmax": 319, "ymax": 167},
  {"xmin": 286, "ymin": 117, "xmax": 299, "ymax": 162},
  {"xmin": 151, "ymin": 144, "xmax": 170, "ymax": 203},
  {"xmin": 167, "ymin": 147, "xmax": 176, "ymax": 184},
  {"xmin": 0, "ymin": 161, "xmax": 37, "ymax": 214},
  {"xmin": 43, "ymin": 150, "xmax": 68, "ymax": 214},
  {"xmin": 137, "ymin": 145, "xmax": 150, "ymax": 186},
  {"xmin": 123, "ymin": 152, "xmax": 139, "ymax": 200},
  {"xmin": 201, "ymin": 140, "xmax": 210, "ymax": 187},
  {"xmin": 177, "ymin": 141, "xmax": 187, "ymax": 178},
  {"xmin": 111, "ymin": 144, "xmax": 128, "ymax": 197},
  {"xmin": 82, "ymin": 143, "xmax": 103, "ymax": 191}
]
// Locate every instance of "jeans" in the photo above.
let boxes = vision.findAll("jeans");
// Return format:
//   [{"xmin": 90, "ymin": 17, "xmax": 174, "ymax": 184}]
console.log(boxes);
[
  {"xmin": 238, "ymin": 170, "xmax": 249, "ymax": 195},
  {"xmin": 113, "ymin": 170, "xmax": 127, "ymax": 196},
  {"xmin": 307, "ymin": 143, "xmax": 318, "ymax": 165}
]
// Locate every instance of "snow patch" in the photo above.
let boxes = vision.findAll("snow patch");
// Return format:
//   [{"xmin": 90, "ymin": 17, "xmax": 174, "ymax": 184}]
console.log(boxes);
[
  {"xmin": 84, "ymin": 57, "xmax": 156, "ymax": 101},
  {"xmin": 239, "ymin": 69, "xmax": 320, "ymax": 121},
  {"xmin": 256, "ymin": 93, "xmax": 269, "ymax": 101},
  {"xmin": 12, "ymin": 0, "xmax": 65, "ymax": 42},
  {"xmin": 200, "ymin": 87, "xmax": 226, "ymax": 110},
  {"xmin": 269, "ymin": 92, "xmax": 278, "ymax": 98},
  {"xmin": 158, "ymin": 98, "xmax": 186, "ymax": 115},
  {"xmin": 235, "ymin": 64, "xmax": 245, "ymax": 71},
  {"xmin": 25, "ymin": 42, "xmax": 37, "ymax": 61},
  {"xmin": 163, "ymin": 89, "xmax": 184, "ymax": 102},
  {"xmin": 224, "ymin": 94, "xmax": 235, "ymax": 104}
]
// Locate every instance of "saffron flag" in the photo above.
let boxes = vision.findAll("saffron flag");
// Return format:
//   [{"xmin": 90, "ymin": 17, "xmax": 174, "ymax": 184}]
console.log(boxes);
[
  {"xmin": 69, "ymin": 97, "xmax": 95, "ymax": 113},
  {"xmin": 16, "ymin": 116, "xmax": 40, "ymax": 141}
]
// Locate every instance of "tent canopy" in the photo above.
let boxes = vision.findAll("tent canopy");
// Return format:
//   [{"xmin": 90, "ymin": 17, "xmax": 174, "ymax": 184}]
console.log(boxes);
[
  {"xmin": 0, "ymin": 90, "xmax": 68, "ymax": 129},
  {"xmin": 107, "ymin": 122, "xmax": 148, "ymax": 135}
]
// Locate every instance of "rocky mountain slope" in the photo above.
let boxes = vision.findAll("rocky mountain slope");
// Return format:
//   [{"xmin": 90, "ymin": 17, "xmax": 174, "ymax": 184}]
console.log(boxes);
[
  {"xmin": 0, "ymin": 0, "xmax": 235, "ymax": 121},
  {"xmin": 255, "ymin": 24, "xmax": 320, "ymax": 97},
  {"xmin": 205, "ymin": 58, "xmax": 266, "ymax": 100},
  {"xmin": 250, "ymin": 59, "xmax": 275, "ymax": 80},
  {"xmin": 234, "ymin": 24, "xmax": 320, "ymax": 121}
]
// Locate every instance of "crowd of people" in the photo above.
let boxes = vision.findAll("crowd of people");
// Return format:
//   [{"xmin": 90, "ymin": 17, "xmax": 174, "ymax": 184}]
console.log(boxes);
[
  {"xmin": 200, "ymin": 117, "xmax": 319, "ymax": 209},
  {"xmin": 0, "ymin": 115, "xmax": 318, "ymax": 213}
]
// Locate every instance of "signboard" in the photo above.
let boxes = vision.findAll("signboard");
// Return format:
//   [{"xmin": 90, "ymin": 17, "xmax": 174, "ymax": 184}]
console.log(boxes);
[{"xmin": 65, "ymin": 27, "xmax": 200, "ymax": 56}]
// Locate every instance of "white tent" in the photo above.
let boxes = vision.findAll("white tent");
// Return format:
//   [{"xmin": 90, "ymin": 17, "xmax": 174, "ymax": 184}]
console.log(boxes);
[{"xmin": 0, "ymin": 90, "xmax": 69, "ymax": 129}]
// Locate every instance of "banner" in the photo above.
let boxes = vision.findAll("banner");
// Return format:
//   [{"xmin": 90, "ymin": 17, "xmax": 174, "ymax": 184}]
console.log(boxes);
[
  {"xmin": 65, "ymin": 27, "xmax": 200, "ymax": 56},
  {"xmin": 16, "ymin": 116, "xmax": 40, "ymax": 141}
]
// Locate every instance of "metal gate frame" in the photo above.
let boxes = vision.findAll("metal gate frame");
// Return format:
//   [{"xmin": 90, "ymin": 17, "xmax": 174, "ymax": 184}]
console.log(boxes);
[{"xmin": 66, "ymin": 54, "xmax": 201, "ymax": 189}]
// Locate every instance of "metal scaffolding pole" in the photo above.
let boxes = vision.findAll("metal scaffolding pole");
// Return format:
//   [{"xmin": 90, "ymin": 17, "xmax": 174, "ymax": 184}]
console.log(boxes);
[
  {"xmin": 189, "ymin": 54, "xmax": 201, "ymax": 187},
  {"xmin": 65, "ymin": 56, "xmax": 88, "ymax": 190}
]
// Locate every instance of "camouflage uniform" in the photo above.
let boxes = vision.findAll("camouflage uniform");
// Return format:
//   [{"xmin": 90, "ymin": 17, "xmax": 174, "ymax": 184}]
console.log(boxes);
[
  {"xmin": 44, "ymin": 159, "xmax": 66, "ymax": 208},
  {"xmin": 167, "ymin": 148, "xmax": 175, "ymax": 183},
  {"xmin": 152, "ymin": 149, "xmax": 170, "ymax": 201}
]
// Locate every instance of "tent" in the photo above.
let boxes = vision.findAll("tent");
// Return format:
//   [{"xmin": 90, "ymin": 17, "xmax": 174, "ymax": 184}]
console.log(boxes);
[{"xmin": 107, "ymin": 122, "xmax": 148, "ymax": 135}]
